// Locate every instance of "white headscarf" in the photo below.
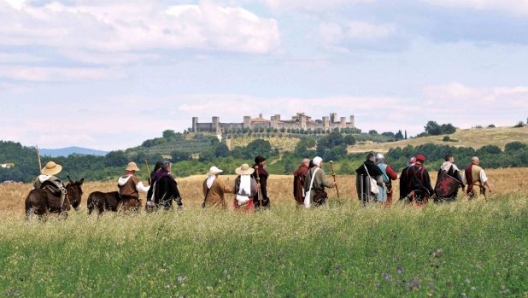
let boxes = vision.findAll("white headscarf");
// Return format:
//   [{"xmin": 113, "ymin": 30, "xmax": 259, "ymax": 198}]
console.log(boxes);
[
  {"xmin": 206, "ymin": 175, "xmax": 216, "ymax": 189},
  {"xmin": 312, "ymin": 156, "xmax": 323, "ymax": 167},
  {"xmin": 238, "ymin": 174, "xmax": 251, "ymax": 195}
]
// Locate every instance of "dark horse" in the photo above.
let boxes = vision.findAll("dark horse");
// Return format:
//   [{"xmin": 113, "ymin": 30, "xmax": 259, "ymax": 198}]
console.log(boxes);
[
  {"xmin": 25, "ymin": 176, "xmax": 84, "ymax": 220},
  {"xmin": 87, "ymin": 191, "xmax": 141, "ymax": 215}
]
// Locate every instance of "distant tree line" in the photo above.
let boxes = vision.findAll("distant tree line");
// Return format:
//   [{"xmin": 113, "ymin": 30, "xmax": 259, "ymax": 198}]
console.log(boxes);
[{"xmin": 1, "ymin": 120, "xmax": 527, "ymax": 182}]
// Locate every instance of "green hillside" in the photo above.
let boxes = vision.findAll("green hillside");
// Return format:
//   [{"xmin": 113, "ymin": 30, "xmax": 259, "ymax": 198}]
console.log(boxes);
[{"xmin": 349, "ymin": 125, "xmax": 528, "ymax": 154}]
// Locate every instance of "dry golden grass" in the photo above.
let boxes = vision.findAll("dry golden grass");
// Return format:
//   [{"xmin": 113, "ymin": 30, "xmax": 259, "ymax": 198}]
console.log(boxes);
[
  {"xmin": 349, "ymin": 125, "xmax": 528, "ymax": 153},
  {"xmin": 2, "ymin": 167, "xmax": 525, "ymax": 219}
]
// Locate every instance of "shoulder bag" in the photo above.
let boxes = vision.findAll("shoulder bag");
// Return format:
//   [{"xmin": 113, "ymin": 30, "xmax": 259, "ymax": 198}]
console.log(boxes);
[
  {"xmin": 364, "ymin": 165, "xmax": 379, "ymax": 195},
  {"xmin": 304, "ymin": 168, "xmax": 319, "ymax": 208}
]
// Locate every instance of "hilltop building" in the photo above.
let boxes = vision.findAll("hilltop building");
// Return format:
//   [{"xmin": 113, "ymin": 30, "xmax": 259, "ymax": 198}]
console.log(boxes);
[{"xmin": 191, "ymin": 112, "xmax": 355, "ymax": 133}]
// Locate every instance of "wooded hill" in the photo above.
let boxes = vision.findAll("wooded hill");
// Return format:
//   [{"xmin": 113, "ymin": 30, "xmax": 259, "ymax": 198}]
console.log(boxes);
[{"xmin": 0, "ymin": 125, "xmax": 527, "ymax": 183}]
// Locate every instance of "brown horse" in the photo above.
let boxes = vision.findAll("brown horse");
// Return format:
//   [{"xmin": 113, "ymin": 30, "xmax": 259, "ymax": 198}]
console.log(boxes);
[
  {"xmin": 25, "ymin": 176, "xmax": 84, "ymax": 220},
  {"xmin": 87, "ymin": 191, "xmax": 141, "ymax": 215}
]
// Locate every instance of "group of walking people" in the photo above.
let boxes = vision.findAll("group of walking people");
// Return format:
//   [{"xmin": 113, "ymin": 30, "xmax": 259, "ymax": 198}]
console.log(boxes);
[
  {"xmin": 355, "ymin": 152, "xmax": 493, "ymax": 206},
  {"xmin": 32, "ymin": 152, "xmax": 493, "ymax": 213},
  {"xmin": 202, "ymin": 155, "xmax": 270, "ymax": 211}
]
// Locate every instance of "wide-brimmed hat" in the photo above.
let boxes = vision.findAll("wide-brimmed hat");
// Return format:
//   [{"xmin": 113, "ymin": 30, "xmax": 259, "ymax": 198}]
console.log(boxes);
[
  {"xmin": 41, "ymin": 161, "xmax": 62, "ymax": 175},
  {"xmin": 235, "ymin": 163, "xmax": 255, "ymax": 175},
  {"xmin": 207, "ymin": 166, "xmax": 223, "ymax": 176},
  {"xmin": 125, "ymin": 161, "xmax": 140, "ymax": 172}
]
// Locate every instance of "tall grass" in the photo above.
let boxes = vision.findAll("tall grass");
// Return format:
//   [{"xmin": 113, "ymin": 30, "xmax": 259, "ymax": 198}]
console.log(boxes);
[{"xmin": 0, "ymin": 169, "xmax": 527, "ymax": 297}]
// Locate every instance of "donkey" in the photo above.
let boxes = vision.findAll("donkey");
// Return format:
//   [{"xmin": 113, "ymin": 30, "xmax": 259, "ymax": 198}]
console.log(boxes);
[
  {"xmin": 25, "ymin": 176, "xmax": 84, "ymax": 220},
  {"xmin": 87, "ymin": 191, "xmax": 141, "ymax": 216}
]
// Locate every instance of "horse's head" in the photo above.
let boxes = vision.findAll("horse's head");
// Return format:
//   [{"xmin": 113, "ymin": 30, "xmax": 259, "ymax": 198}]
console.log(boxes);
[{"xmin": 66, "ymin": 176, "xmax": 84, "ymax": 211}]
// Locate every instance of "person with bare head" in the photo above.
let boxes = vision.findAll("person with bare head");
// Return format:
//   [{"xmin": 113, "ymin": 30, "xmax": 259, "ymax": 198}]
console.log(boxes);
[
  {"xmin": 464, "ymin": 156, "xmax": 493, "ymax": 199},
  {"xmin": 292, "ymin": 158, "xmax": 310, "ymax": 206},
  {"xmin": 433, "ymin": 153, "xmax": 464, "ymax": 202},
  {"xmin": 355, "ymin": 152, "xmax": 383, "ymax": 205}
]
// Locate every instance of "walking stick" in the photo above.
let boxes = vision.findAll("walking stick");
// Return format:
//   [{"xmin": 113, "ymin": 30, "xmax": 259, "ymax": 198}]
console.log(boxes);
[
  {"xmin": 144, "ymin": 159, "xmax": 151, "ymax": 184},
  {"xmin": 329, "ymin": 160, "xmax": 340, "ymax": 200},
  {"xmin": 254, "ymin": 166, "xmax": 263, "ymax": 209},
  {"xmin": 36, "ymin": 145, "xmax": 42, "ymax": 173}
]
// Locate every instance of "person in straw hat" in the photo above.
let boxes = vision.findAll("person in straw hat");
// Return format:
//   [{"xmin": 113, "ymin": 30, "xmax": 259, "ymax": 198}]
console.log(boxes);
[
  {"xmin": 202, "ymin": 166, "xmax": 233, "ymax": 209},
  {"xmin": 233, "ymin": 163, "xmax": 258, "ymax": 211},
  {"xmin": 33, "ymin": 161, "xmax": 67, "ymax": 205},
  {"xmin": 117, "ymin": 161, "xmax": 150, "ymax": 210}
]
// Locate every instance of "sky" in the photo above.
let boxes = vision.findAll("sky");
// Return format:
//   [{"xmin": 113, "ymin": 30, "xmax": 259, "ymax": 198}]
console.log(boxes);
[{"xmin": 1, "ymin": 0, "xmax": 527, "ymax": 151}]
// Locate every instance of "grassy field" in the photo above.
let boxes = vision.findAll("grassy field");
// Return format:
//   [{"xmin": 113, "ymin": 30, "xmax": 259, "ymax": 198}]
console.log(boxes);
[
  {"xmin": 1, "ymin": 168, "xmax": 527, "ymax": 297},
  {"xmin": 349, "ymin": 125, "xmax": 528, "ymax": 153}
]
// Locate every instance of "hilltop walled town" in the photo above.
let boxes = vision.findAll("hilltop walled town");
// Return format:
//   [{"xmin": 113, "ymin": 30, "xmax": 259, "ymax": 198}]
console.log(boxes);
[{"xmin": 191, "ymin": 112, "xmax": 355, "ymax": 134}]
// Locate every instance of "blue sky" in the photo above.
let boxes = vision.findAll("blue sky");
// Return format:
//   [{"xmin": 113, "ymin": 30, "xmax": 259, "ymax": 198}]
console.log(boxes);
[{"xmin": 1, "ymin": 0, "xmax": 527, "ymax": 151}]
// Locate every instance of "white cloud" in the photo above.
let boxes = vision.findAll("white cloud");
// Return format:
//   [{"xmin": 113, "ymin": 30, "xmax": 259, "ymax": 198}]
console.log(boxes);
[
  {"xmin": 346, "ymin": 21, "xmax": 396, "ymax": 40},
  {"xmin": 318, "ymin": 20, "xmax": 399, "ymax": 50},
  {"xmin": 0, "ymin": 1, "xmax": 280, "ymax": 62},
  {"xmin": 422, "ymin": 0, "xmax": 528, "ymax": 16},
  {"xmin": 263, "ymin": 0, "xmax": 374, "ymax": 11},
  {"xmin": 319, "ymin": 22, "xmax": 345, "ymax": 51},
  {"xmin": 0, "ymin": 53, "xmax": 43, "ymax": 63},
  {"xmin": 423, "ymin": 83, "xmax": 528, "ymax": 104},
  {"xmin": 59, "ymin": 49, "xmax": 160, "ymax": 66},
  {"xmin": 0, "ymin": 66, "xmax": 127, "ymax": 82},
  {"xmin": 422, "ymin": 83, "xmax": 528, "ymax": 127},
  {"xmin": 1, "ymin": 0, "xmax": 25, "ymax": 10}
]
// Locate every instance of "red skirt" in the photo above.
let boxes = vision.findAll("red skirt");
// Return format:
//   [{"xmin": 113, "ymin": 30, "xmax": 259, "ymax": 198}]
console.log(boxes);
[{"xmin": 233, "ymin": 199, "xmax": 255, "ymax": 212}]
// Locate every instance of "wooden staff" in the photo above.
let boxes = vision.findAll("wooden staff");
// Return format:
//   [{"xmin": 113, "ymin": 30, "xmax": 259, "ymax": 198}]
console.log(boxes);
[
  {"xmin": 254, "ymin": 166, "xmax": 263, "ymax": 208},
  {"xmin": 36, "ymin": 145, "xmax": 42, "ymax": 173},
  {"xmin": 144, "ymin": 159, "xmax": 151, "ymax": 184},
  {"xmin": 329, "ymin": 160, "xmax": 340, "ymax": 200}
]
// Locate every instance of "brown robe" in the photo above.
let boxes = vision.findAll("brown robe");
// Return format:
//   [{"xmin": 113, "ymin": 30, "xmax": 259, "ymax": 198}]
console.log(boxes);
[
  {"xmin": 292, "ymin": 164, "xmax": 309, "ymax": 205},
  {"xmin": 202, "ymin": 177, "xmax": 233, "ymax": 209}
]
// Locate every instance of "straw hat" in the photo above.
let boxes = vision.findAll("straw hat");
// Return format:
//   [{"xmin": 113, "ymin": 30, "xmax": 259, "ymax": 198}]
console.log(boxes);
[
  {"xmin": 125, "ymin": 161, "xmax": 140, "ymax": 172},
  {"xmin": 207, "ymin": 166, "xmax": 223, "ymax": 176},
  {"xmin": 235, "ymin": 163, "xmax": 255, "ymax": 175},
  {"xmin": 41, "ymin": 161, "xmax": 62, "ymax": 175}
]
